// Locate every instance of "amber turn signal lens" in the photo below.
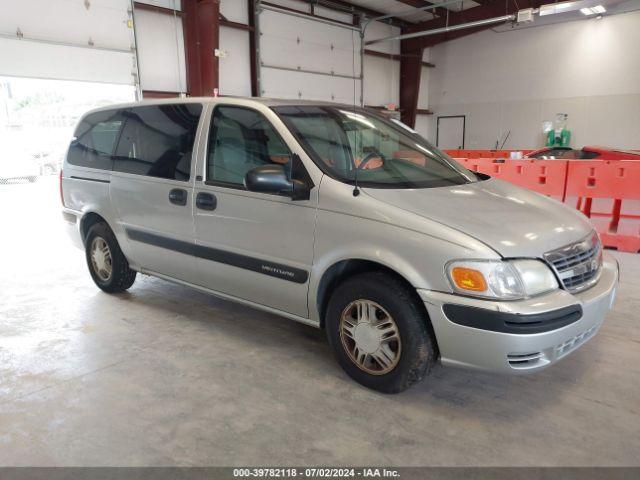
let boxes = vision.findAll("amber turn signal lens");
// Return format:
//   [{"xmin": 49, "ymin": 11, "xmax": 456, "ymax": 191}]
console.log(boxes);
[{"xmin": 451, "ymin": 267, "xmax": 488, "ymax": 292}]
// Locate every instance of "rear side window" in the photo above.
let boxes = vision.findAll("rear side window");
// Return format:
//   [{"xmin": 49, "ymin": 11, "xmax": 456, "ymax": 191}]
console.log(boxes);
[
  {"xmin": 207, "ymin": 106, "xmax": 291, "ymax": 187},
  {"xmin": 67, "ymin": 110, "xmax": 123, "ymax": 170},
  {"xmin": 114, "ymin": 104, "xmax": 203, "ymax": 181}
]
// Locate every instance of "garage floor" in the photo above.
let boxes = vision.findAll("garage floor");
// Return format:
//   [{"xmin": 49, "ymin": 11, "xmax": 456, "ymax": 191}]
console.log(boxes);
[{"xmin": 1, "ymin": 178, "xmax": 639, "ymax": 467}]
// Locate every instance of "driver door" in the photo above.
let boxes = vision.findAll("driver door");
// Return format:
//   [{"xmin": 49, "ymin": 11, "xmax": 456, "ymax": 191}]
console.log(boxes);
[{"xmin": 193, "ymin": 105, "xmax": 317, "ymax": 318}]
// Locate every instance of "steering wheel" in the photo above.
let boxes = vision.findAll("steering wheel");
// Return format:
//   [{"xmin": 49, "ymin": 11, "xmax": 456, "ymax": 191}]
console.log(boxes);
[{"xmin": 356, "ymin": 151, "xmax": 384, "ymax": 170}]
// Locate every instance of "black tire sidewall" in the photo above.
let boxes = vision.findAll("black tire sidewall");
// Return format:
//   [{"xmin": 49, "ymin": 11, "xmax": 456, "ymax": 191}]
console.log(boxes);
[
  {"xmin": 85, "ymin": 222, "xmax": 135, "ymax": 293},
  {"xmin": 326, "ymin": 273, "xmax": 435, "ymax": 393}
]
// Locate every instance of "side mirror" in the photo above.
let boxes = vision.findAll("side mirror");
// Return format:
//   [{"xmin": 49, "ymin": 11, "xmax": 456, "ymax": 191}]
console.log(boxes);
[{"xmin": 244, "ymin": 164, "xmax": 310, "ymax": 200}]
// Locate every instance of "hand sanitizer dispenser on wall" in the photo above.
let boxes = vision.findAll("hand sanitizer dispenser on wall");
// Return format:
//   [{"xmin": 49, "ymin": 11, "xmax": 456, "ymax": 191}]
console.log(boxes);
[{"xmin": 545, "ymin": 113, "xmax": 571, "ymax": 147}]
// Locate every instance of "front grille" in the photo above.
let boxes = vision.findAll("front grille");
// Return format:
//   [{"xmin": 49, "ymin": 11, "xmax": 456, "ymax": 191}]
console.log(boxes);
[{"xmin": 544, "ymin": 232, "xmax": 602, "ymax": 293}]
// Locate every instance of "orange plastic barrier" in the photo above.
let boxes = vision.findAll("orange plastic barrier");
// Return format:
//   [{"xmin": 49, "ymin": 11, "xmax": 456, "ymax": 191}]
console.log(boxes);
[
  {"xmin": 445, "ymin": 149, "xmax": 533, "ymax": 159},
  {"xmin": 456, "ymin": 158, "xmax": 640, "ymax": 252},
  {"xmin": 459, "ymin": 158, "xmax": 568, "ymax": 201},
  {"xmin": 564, "ymin": 161, "xmax": 640, "ymax": 253}
]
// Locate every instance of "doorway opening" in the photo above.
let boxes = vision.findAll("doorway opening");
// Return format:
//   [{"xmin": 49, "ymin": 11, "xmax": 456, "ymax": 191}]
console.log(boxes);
[
  {"xmin": 0, "ymin": 77, "xmax": 135, "ymax": 281},
  {"xmin": 436, "ymin": 115, "xmax": 466, "ymax": 150}
]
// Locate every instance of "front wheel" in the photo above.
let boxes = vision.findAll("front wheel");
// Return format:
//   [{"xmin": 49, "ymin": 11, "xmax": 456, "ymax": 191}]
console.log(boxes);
[
  {"xmin": 85, "ymin": 222, "xmax": 136, "ymax": 293},
  {"xmin": 325, "ymin": 272, "xmax": 437, "ymax": 393}
]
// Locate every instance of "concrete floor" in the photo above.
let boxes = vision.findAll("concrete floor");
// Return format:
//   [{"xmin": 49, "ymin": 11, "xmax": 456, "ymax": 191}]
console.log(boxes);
[{"xmin": 1, "ymin": 177, "xmax": 639, "ymax": 467}]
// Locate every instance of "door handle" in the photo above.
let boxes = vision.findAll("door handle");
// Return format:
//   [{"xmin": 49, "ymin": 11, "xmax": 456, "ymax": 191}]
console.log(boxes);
[
  {"xmin": 196, "ymin": 192, "xmax": 217, "ymax": 211},
  {"xmin": 168, "ymin": 188, "xmax": 188, "ymax": 206}
]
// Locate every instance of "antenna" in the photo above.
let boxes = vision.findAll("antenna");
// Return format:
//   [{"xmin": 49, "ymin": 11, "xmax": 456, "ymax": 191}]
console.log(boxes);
[
  {"xmin": 500, "ymin": 130, "xmax": 511, "ymax": 149},
  {"xmin": 352, "ymin": 24, "xmax": 361, "ymax": 197}
]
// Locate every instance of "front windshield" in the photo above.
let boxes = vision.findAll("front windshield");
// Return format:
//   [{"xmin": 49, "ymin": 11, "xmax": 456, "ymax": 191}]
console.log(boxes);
[{"xmin": 273, "ymin": 105, "xmax": 479, "ymax": 188}]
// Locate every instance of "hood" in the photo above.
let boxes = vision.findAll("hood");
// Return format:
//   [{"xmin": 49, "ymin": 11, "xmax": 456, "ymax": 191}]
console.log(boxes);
[{"xmin": 362, "ymin": 178, "xmax": 592, "ymax": 258}]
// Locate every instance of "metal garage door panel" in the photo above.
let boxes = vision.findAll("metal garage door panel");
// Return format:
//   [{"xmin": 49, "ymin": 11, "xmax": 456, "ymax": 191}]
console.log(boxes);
[
  {"xmin": 259, "ymin": 9, "xmax": 361, "ymax": 77},
  {"xmin": 0, "ymin": 0, "xmax": 133, "ymax": 84},
  {"xmin": 0, "ymin": 38, "xmax": 134, "ymax": 85},
  {"xmin": 260, "ymin": 68, "xmax": 361, "ymax": 105},
  {"xmin": 135, "ymin": 9, "xmax": 186, "ymax": 93},
  {"xmin": 0, "ymin": 0, "xmax": 131, "ymax": 51}
]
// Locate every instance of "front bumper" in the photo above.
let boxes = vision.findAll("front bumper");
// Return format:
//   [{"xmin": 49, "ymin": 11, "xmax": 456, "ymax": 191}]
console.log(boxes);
[{"xmin": 419, "ymin": 254, "xmax": 619, "ymax": 373}]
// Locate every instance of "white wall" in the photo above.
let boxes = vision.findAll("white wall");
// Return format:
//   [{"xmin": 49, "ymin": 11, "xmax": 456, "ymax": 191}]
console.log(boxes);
[
  {"xmin": 426, "ymin": 10, "xmax": 640, "ymax": 149},
  {"xmin": 414, "ymin": 48, "xmax": 431, "ymax": 139},
  {"xmin": 219, "ymin": 0, "xmax": 252, "ymax": 96},
  {"xmin": 363, "ymin": 22, "xmax": 401, "ymax": 107}
]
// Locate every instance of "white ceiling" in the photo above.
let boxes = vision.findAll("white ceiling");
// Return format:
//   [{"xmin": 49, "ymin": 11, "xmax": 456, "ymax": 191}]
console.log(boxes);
[
  {"xmin": 492, "ymin": 0, "xmax": 640, "ymax": 32},
  {"xmin": 346, "ymin": 0, "xmax": 481, "ymax": 23},
  {"xmin": 347, "ymin": 0, "xmax": 435, "ymax": 22},
  {"xmin": 345, "ymin": 0, "xmax": 637, "ymax": 24}
]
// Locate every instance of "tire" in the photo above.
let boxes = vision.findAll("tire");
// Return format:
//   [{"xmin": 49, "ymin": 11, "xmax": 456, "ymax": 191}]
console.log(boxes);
[
  {"xmin": 85, "ymin": 221, "xmax": 136, "ymax": 293},
  {"xmin": 325, "ymin": 272, "xmax": 436, "ymax": 393}
]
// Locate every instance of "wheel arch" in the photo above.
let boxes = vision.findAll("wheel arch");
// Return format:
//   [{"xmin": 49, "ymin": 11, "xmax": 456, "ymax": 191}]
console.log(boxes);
[
  {"xmin": 79, "ymin": 211, "xmax": 110, "ymax": 245},
  {"xmin": 315, "ymin": 259, "xmax": 439, "ymax": 355}
]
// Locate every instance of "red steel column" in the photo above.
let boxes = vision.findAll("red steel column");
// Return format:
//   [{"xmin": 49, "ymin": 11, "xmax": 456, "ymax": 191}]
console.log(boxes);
[
  {"xmin": 197, "ymin": 0, "xmax": 220, "ymax": 96},
  {"xmin": 183, "ymin": 0, "xmax": 220, "ymax": 96},
  {"xmin": 399, "ymin": 36, "xmax": 423, "ymax": 128},
  {"xmin": 183, "ymin": 0, "xmax": 201, "ymax": 96},
  {"xmin": 248, "ymin": 0, "xmax": 259, "ymax": 97}
]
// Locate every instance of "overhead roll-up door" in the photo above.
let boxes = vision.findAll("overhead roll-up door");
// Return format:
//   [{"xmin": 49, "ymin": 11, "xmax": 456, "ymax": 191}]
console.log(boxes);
[
  {"xmin": 258, "ymin": 5, "xmax": 361, "ymax": 104},
  {"xmin": 0, "ymin": 0, "xmax": 135, "ymax": 85},
  {"xmin": 134, "ymin": 7, "xmax": 186, "ymax": 93}
]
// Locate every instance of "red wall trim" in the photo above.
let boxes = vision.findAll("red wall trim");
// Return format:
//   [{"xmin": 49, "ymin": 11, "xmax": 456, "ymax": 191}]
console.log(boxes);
[
  {"xmin": 142, "ymin": 90, "xmax": 181, "ymax": 98},
  {"xmin": 133, "ymin": 1, "xmax": 182, "ymax": 16}
]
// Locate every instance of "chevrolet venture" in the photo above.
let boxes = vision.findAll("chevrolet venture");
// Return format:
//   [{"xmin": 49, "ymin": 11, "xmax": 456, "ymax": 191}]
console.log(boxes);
[{"xmin": 61, "ymin": 98, "xmax": 618, "ymax": 393}]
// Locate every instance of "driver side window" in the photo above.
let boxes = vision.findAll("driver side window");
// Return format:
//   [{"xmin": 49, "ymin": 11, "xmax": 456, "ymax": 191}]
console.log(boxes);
[{"xmin": 207, "ymin": 106, "xmax": 291, "ymax": 188}]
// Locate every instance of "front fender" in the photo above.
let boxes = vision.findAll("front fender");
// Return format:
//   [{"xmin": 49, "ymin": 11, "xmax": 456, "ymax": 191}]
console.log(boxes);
[{"xmin": 308, "ymin": 207, "xmax": 499, "ymax": 324}]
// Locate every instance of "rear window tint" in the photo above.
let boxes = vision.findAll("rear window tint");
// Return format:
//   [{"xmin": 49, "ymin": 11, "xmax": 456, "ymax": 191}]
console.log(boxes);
[
  {"xmin": 67, "ymin": 110, "xmax": 123, "ymax": 170},
  {"xmin": 113, "ymin": 104, "xmax": 203, "ymax": 181}
]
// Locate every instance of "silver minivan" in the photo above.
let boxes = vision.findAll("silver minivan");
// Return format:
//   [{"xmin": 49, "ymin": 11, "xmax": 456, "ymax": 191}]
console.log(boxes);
[{"xmin": 61, "ymin": 98, "xmax": 618, "ymax": 393}]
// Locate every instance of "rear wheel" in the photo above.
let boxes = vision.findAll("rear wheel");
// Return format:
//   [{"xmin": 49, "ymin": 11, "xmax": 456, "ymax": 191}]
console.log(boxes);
[
  {"xmin": 326, "ymin": 272, "xmax": 436, "ymax": 393},
  {"xmin": 85, "ymin": 222, "xmax": 136, "ymax": 293}
]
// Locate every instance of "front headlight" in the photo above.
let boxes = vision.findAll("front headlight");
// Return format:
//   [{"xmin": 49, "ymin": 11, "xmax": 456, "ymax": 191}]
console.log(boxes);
[{"xmin": 446, "ymin": 259, "xmax": 559, "ymax": 300}]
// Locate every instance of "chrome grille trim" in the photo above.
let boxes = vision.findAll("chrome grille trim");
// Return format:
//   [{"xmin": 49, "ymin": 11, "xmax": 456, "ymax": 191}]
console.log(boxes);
[{"xmin": 544, "ymin": 232, "xmax": 602, "ymax": 293}]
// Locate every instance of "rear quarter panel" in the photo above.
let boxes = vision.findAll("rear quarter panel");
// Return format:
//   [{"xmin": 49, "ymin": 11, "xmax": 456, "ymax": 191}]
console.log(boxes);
[{"xmin": 62, "ymin": 165, "xmax": 135, "ymax": 265}]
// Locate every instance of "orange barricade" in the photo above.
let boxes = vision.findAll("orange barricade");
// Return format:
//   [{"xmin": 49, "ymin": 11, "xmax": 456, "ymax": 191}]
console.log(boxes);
[
  {"xmin": 445, "ymin": 149, "xmax": 533, "ymax": 159},
  {"xmin": 565, "ymin": 161, "xmax": 640, "ymax": 253},
  {"xmin": 458, "ymin": 158, "xmax": 568, "ymax": 201},
  {"xmin": 455, "ymin": 158, "xmax": 640, "ymax": 252}
]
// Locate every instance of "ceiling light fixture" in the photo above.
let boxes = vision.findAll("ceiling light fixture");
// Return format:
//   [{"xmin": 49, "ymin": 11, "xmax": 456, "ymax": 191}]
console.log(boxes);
[
  {"xmin": 581, "ymin": 5, "xmax": 607, "ymax": 15},
  {"xmin": 539, "ymin": 1, "xmax": 580, "ymax": 16}
]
